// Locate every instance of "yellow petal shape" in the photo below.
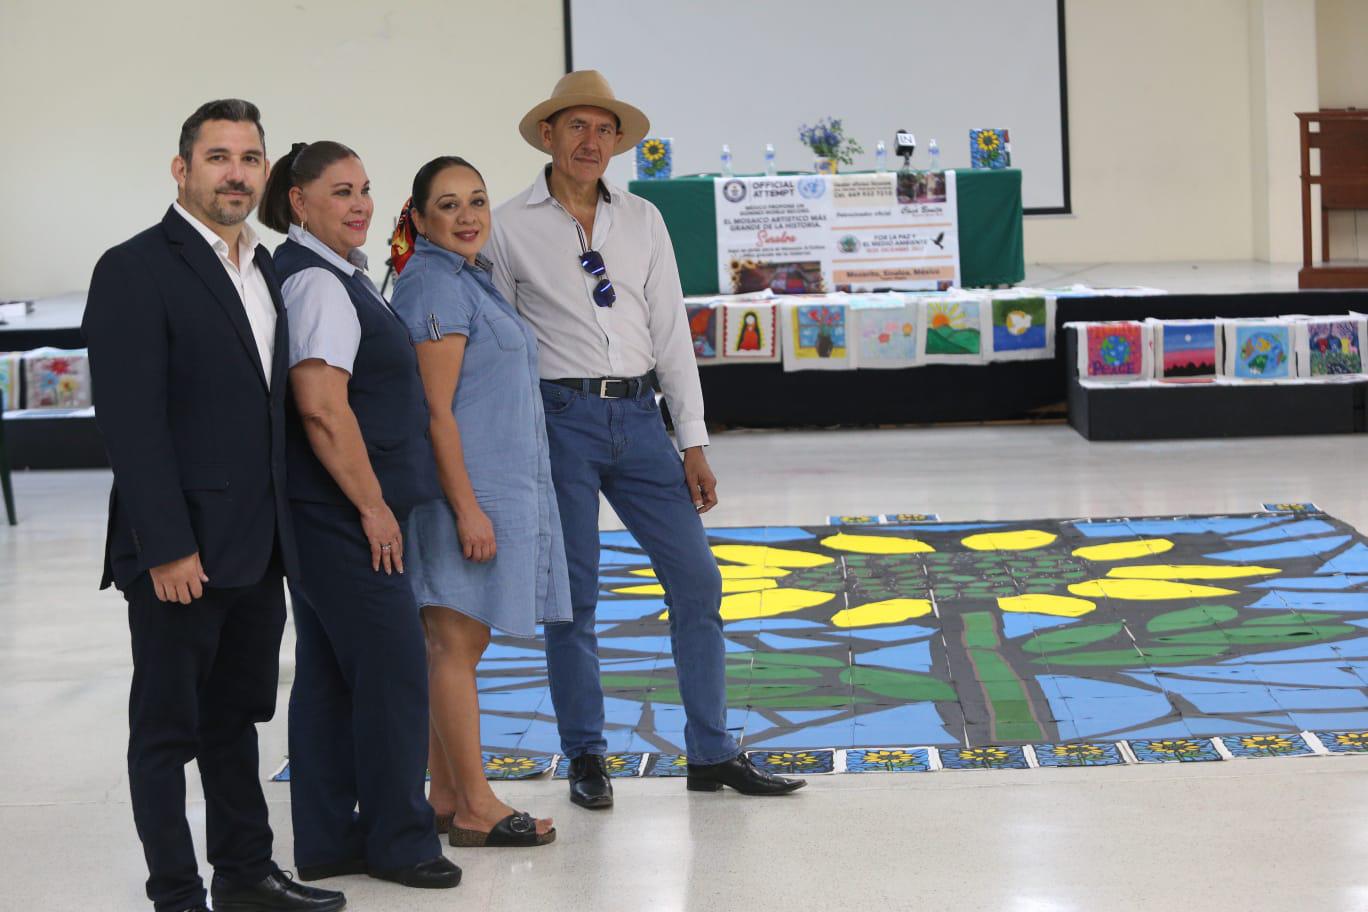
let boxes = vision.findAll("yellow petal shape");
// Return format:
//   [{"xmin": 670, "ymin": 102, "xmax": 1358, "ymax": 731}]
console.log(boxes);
[
  {"xmin": 961, "ymin": 530, "xmax": 1058, "ymax": 551},
  {"xmin": 629, "ymin": 565, "xmax": 791, "ymax": 580},
  {"xmin": 1106, "ymin": 564, "xmax": 1281, "ymax": 580},
  {"xmin": 718, "ymin": 589, "xmax": 835, "ymax": 621},
  {"xmin": 617, "ymin": 579, "xmax": 777, "ymax": 596},
  {"xmin": 820, "ymin": 533, "xmax": 936, "ymax": 554},
  {"xmin": 997, "ymin": 593, "xmax": 1097, "ymax": 617},
  {"xmin": 1072, "ymin": 539, "xmax": 1174, "ymax": 561},
  {"xmin": 832, "ymin": 598, "xmax": 934, "ymax": 628},
  {"xmin": 710, "ymin": 545, "xmax": 833, "ymax": 568},
  {"xmin": 1067, "ymin": 579, "xmax": 1236, "ymax": 600}
]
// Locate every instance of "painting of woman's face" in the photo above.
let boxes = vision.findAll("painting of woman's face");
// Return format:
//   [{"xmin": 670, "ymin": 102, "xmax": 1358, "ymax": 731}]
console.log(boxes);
[{"xmin": 743, "ymin": 313, "xmax": 758, "ymax": 329}]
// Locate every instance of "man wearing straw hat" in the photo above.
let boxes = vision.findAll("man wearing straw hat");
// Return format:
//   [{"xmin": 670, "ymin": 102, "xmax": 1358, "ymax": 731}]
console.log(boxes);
[{"xmin": 489, "ymin": 70, "xmax": 805, "ymax": 808}]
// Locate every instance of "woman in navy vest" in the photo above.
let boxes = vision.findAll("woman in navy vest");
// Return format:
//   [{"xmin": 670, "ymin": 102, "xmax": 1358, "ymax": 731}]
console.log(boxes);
[{"xmin": 259, "ymin": 141, "xmax": 461, "ymax": 890}]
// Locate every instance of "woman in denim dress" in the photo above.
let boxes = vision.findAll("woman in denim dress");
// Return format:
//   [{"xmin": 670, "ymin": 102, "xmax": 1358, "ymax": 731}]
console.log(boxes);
[{"xmin": 389, "ymin": 157, "xmax": 570, "ymax": 848}]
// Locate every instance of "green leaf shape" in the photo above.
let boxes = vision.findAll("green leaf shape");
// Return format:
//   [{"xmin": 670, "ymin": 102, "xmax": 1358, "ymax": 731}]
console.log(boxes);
[
  {"xmin": 841, "ymin": 667, "xmax": 957, "ymax": 701},
  {"xmin": 1037, "ymin": 645, "xmax": 1229, "ymax": 666},
  {"xmin": 1147, "ymin": 605, "xmax": 1238, "ymax": 633},
  {"xmin": 746, "ymin": 651, "xmax": 846, "ymax": 668},
  {"xmin": 1022, "ymin": 622, "xmax": 1124, "ymax": 655},
  {"xmin": 1246, "ymin": 611, "xmax": 1340, "ymax": 625}
]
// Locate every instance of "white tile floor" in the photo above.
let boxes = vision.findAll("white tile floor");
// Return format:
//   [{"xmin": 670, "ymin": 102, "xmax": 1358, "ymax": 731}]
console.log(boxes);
[{"xmin": 4, "ymin": 424, "xmax": 1368, "ymax": 911}]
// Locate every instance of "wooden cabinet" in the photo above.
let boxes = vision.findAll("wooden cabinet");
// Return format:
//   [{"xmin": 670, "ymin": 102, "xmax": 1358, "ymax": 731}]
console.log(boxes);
[{"xmin": 1299, "ymin": 110, "xmax": 1368, "ymax": 289}]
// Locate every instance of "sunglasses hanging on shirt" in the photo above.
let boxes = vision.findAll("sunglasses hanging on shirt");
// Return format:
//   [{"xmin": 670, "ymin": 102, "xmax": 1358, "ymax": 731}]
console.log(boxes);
[{"xmin": 572, "ymin": 221, "xmax": 616, "ymax": 308}]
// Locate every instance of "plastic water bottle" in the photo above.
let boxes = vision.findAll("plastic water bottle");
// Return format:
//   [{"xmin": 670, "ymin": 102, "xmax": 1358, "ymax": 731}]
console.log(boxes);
[
  {"xmin": 928, "ymin": 139, "xmax": 941, "ymax": 171},
  {"xmin": 764, "ymin": 144, "xmax": 776, "ymax": 176},
  {"xmin": 721, "ymin": 144, "xmax": 734, "ymax": 177},
  {"xmin": 875, "ymin": 140, "xmax": 887, "ymax": 173}
]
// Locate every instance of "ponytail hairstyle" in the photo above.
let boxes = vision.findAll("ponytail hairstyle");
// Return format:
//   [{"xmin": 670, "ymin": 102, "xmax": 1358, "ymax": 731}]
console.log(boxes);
[
  {"xmin": 390, "ymin": 155, "xmax": 486, "ymax": 275},
  {"xmin": 258, "ymin": 140, "xmax": 360, "ymax": 233}
]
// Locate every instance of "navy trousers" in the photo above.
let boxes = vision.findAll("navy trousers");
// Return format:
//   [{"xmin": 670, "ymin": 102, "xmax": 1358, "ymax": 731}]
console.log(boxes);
[
  {"xmin": 126, "ymin": 567, "xmax": 285, "ymax": 912},
  {"xmin": 286, "ymin": 500, "xmax": 438, "ymax": 873}
]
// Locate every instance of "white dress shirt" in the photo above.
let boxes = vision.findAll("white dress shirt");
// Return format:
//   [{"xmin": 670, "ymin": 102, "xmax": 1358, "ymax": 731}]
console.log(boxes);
[
  {"xmin": 279, "ymin": 224, "xmax": 387, "ymax": 374},
  {"xmin": 488, "ymin": 167, "xmax": 709, "ymax": 450},
  {"xmin": 173, "ymin": 202, "xmax": 276, "ymax": 387}
]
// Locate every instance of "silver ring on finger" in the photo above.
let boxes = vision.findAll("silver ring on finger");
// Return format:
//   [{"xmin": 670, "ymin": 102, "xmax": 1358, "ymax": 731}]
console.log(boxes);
[{"xmin": 380, "ymin": 543, "xmax": 393, "ymax": 551}]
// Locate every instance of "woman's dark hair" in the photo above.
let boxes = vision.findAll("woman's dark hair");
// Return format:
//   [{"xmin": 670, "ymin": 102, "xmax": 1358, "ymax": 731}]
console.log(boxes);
[
  {"xmin": 258, "ymin": 140, "xmax": 360, "ymax": 233},
  {"xmin": 411, "ymin": 156, "xmax": 485, "ymax": 214}
]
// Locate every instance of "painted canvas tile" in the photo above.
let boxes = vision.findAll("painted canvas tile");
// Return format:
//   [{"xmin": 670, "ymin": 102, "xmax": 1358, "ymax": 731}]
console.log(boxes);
[
  {"xmin": 1128, "ymin": 738, "xmax": 1222, "ymax": 763},
  {"xmin": 940, "ymin": 745, "xmax": 1029, "ymax": 770},
  {"xmin": 687, "ymin": 304, "xmax": 718, "ymax": 360},
  {"xmin": 1263, "ymin": 503, "xmax": 1320, "ymax": 514},
  {"xmin": 644, "ymin": 754, "xmax": 691, "ymax": 777},
  {"xmin": 854, "ymin": 305, "xmax": 919, "ymax": 369},
  {"xmin": 720, "ymin": 302, "xmax": 779, "ymax": 363},
  {"xmin": 1315, "ymin": 730, "xmax": 1368, "ymax": 754},
  {"xmin": 748, "ymin": 749, "xmax": 835, "ymax": 775},
  {"xmin": 1034, "ymin": 742, "xmax": 1126, "ymax": 768},
  {"xmin": 923, "ymin": 299, "xmax": 982, "ymax": 360},
  {"xmin": 970, "ymin": 128, "xmax": 1011, "ymax": 169},
  {"xmin": 782, "ymin": 301, "xmax": 851, "ymax": 371},
  {"xmin": 1225, "ymin": 322, "xmax": 1291, "ymax": 380},
  {"xmin": 1155, "ymin": 321, "xmax": 1218, "ymax": 383},
  {"xmin": 0, "ymin": 351, "xmax": 19, "ymax": 411},
  {"xmin": 1079, "ymin": 322, "xmax": 1146, "ymax": 380},
  {"xmin": 634, "ymin": 137, "xmax": 672, "ymax": 181},
  {"xmin": 21, "ymin": 347, "xmax": 91, "ymax": 409},
  {"xmin": 483, "ymin": 753, "xmax": 555, "ymax": 780},
  {"xmin": 844, "ymin": 747, "xmax": 933, "ymax": 772},
  {"xmin": 554, "ymin": 753, "xmax": 644, "ymax": 779},
  {"xmin": 1220, "ymin": 733, "xmax": 1313, "ymax": 759},
  {"xmin": 1306, "ymin": 320, "xmax": 1363, "ymax": 376},
  {"xmin": 988, "ymin": 297, "xmax": 1051, "ymax": 361}
]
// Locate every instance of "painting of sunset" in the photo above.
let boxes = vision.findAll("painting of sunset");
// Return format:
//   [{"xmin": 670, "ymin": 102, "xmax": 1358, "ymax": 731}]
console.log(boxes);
[{"xmin": 1159, "ymin": 322, "xmax": 1217, "ymax": 381}]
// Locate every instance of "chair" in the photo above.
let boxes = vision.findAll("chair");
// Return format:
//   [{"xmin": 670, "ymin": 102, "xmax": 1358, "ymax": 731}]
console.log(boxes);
[{"xmin": 0, "ymin": 389, "xmax": 15, "ymax": 525}]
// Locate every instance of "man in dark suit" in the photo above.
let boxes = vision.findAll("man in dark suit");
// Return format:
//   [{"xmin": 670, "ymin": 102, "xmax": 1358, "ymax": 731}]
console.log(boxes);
[{"xmin": 83, "ymin": 99, "xmax": 344, "ymax": 912}]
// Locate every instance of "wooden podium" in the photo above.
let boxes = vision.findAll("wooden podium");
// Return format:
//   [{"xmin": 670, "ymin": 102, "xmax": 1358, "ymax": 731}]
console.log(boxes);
[{"xmin": 1299, "ymin": 109, "xmax": 1368, "ymax": 289}]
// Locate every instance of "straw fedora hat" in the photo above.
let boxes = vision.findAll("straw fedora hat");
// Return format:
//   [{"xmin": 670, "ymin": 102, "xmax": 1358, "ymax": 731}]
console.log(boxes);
[{"xmin": 518, "ymin": 70, "xmax": 650, "ymax": 156}]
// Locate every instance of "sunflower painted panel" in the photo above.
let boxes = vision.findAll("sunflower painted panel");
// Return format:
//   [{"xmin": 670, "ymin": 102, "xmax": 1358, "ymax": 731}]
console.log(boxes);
[
  {"xmin": 1034, "ymin": 742, "xmax": 1126, "ymax": 768},
  {"xmin": 1128, "ymin": 738, "xmax": 1222, "ymax": 763},
  {"xmin": 1219, "ymin": 733, "xmax": 1314, "ymax": 759},
  {"xmin": 1314, "ymin": 730, "xmax": 1368, "ymax": 753},
  {"xmin": 844, "ymin": 747, "xmax": 933, "ymax": 773},
  {"xmin": 634, "ymin": 137, "xmax": 672, "ymax": 181},
  {"xmin": 969, "ymin": 128, "xmax": 1011, "ymax": 169},
  {"xmin": 553, "ymin": 753, "xmax": 644, "ymax": 779},
  {"xmin": 483, "ymin": 753, "xmax": 555, "ymax": 780},
  {"xmin": 748, "ymin": 749, "xmax": 836, "ymax": 775},
  {"xmin": 643, "ymin": 754, "xmax": 692, "ymax": 777},
  {"xmin": 940, "ymin": 745, "xmax": 1029, "ymax": 770}
]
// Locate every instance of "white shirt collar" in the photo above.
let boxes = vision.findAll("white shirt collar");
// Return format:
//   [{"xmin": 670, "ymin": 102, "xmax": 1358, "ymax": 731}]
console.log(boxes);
[
  {"xmin": 287, "ymin": 223, "xmax": 369, "ymax": 275},
  {"xmin": 173, "ymin": 201, "xmax": 261, "ymax": 256},
  {"xmin": 527, "ymin": 165, "xmax": 615, "ymax": 208}
]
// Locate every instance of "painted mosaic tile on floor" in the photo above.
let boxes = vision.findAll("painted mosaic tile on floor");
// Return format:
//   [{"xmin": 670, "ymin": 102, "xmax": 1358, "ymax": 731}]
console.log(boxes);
[{"xmin": 270, "ymin": 511, "xmax": 1368, "ymax": 782}]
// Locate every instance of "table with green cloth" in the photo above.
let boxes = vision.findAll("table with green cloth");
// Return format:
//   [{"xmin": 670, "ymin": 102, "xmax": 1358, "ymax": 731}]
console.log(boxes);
[{"xmin": 630, "ymin": 169, "xmax": 1025, "ymax": 295}]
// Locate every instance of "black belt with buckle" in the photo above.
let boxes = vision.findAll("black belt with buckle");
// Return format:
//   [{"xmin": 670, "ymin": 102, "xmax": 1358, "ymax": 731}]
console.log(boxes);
[{"xmin": 548, "ymin": 373, "xmax": 654, "ymax": 399}]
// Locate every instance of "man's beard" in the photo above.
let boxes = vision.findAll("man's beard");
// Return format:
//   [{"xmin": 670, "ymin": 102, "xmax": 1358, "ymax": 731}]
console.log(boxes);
[{"xmin": 196, "ymin": 183, "xmax": 256, "ymax": 227}]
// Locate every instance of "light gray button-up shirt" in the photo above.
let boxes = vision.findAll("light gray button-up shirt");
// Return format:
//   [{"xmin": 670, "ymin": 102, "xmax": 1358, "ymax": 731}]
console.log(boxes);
[{"xmin": 488, "ymin": 166, "xmax": 708, "ymax": 450}]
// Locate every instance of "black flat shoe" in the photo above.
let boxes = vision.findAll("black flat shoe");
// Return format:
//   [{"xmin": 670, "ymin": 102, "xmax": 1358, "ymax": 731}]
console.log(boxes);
[
  {"xmin": 297, "ymin": 858, "xmax": 367, "ymax": 882},
  {"xmin": 687, "ymin": 753, "xmax": 807, "ymax": 796},
  {"xmin": 368, "ymin": 855, "xmax": 461, "ymax": 889},
  {"xmin": 210, "ymin": 870, "xmax": 346, "ymax": 911},
  {"xmin": 568, "ymin": 755, "xmax": 614, "ymax": 810}
]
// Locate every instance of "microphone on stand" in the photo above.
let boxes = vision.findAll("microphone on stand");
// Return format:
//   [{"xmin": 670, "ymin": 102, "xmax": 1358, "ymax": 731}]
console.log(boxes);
[{"xmin": 895, "ymin": 131, "xmax": 916, "ymax": 170}]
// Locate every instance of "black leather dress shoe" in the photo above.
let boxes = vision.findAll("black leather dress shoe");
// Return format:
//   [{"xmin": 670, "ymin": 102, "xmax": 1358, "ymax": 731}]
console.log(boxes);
[
  {"xmin": 210, "ymin": 870, "xmax": 346, "ymax": 911},
  {"xmin": 297, "ymin": 858, "xmax": 367, "ymax": 881},
  {"xmin": 568, "ymin": 754, "xmax": 614, "ymax": 809},
  {"xmin": 687, "ymin": 753, "xmax": 807, "ymax": 795},
  {"xmin": 368, "ymin": 855, "xmax": 461, "ymax": 889}
]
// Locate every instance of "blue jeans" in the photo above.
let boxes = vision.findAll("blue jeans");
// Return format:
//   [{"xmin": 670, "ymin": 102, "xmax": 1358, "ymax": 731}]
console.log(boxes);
[{"xmin": 540, "ymin": 381, "xmax": 739, "ymax": 765}]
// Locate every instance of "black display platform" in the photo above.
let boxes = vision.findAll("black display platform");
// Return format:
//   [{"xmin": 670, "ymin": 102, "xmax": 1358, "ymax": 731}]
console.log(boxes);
[
  {"xmin": 696, "ymin": 290, "xmax": 1368, "ymax": 428},
  {"xmin": 1063, "ymin": 326, "xmax": 1368, "ymax": 441},
  {"xmin": 4, "ymin": 415, "xmax": 107, "ymax": 470}
]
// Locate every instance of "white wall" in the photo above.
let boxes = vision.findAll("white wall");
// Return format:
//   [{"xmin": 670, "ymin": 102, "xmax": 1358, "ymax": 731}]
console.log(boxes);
[
  {"xmin": 0, "ymin": 0, "xmax": 563, "ymax": 300},
  {"xmin": 4, "ymin": 0, "xmax": 1366, "ymax": 299}
]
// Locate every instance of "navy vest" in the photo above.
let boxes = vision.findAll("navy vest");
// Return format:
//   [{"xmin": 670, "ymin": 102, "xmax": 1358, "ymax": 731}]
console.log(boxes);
[{"xmin": 274, "ymin": 239, "xmax": 439, "ymax": 514}]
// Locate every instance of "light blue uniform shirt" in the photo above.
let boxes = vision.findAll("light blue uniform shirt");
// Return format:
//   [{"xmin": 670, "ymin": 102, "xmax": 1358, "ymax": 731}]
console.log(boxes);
[
  {"xmin": 390, "ymin": 236, "xmax": 571, "ymax": 636},
  {"xmin": 279, "ymin": 224, "xmax": 389, "ymax": 373}
]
